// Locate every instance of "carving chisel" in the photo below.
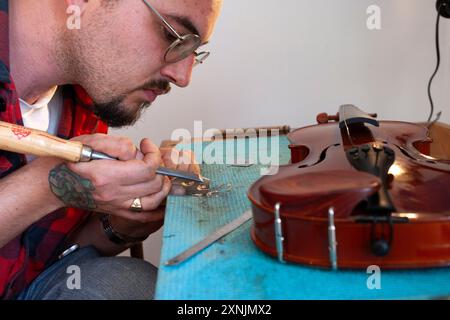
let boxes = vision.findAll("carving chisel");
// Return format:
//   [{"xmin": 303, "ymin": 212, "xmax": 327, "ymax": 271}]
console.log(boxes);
[{"xmin": 0, "ymin": 121, "xmax": 204, "ymax": 183}]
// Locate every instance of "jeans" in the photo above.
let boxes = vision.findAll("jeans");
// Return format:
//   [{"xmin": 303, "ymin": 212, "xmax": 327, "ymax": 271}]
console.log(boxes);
[{"xmin": 17, "ymin": 246, "xmax": 157, "ymax": 300}]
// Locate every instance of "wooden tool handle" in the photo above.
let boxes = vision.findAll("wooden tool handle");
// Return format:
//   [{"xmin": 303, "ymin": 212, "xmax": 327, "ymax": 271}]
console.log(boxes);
[{"xmin": 0, "ymin": 121, "xmax": 84, "ymax": 162}]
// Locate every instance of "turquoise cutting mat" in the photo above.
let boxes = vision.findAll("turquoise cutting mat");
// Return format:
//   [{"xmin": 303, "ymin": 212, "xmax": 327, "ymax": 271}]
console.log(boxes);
[{"xmin": 156, "ymin": 136, "xmax": 450, "ymax": 300}]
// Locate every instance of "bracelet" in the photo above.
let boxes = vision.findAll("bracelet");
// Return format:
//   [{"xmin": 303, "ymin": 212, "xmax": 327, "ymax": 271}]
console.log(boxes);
[{"xmin": 100, "ymin": 214, "xmax": 148, "ymax": 245}]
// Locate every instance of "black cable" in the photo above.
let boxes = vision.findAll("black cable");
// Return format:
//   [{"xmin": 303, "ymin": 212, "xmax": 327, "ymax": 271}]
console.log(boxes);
[{"xmin": 427, "ymin": 6, "xmax": 442, "ymax": 123}]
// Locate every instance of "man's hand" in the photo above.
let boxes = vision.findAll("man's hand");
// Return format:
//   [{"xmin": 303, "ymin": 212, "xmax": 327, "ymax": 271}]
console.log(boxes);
[
  {"xmin": 49, "ymin": 134, "xmax": 171, "ymax": 224},
  {"xmin": 109, "ymin": 147, "xmax": 201, "ymax": 237},
  {"xmin": 160, "ymin": 147, "xmax": 200, "ymax": 175},
  {"xmin": 160, "ymin": 147, "xmax": 201, "ymax": 196},
  {"xmin": 109, "ymin": 205, "xmax": 165, "ymax": 240}
]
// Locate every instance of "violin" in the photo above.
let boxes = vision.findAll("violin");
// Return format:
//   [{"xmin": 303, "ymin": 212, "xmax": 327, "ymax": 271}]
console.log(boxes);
[{"xmin": 248, "ymin": 105, "xmax": 450, "ymax": 269}]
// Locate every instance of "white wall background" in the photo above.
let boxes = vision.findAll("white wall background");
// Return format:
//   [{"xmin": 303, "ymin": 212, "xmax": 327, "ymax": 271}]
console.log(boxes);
[{"xmin": 114, "ymin": 0, "xmax": 450, "ymax": 265}]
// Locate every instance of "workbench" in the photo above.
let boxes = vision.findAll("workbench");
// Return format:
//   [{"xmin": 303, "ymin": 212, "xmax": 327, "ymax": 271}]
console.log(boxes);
[{"xmin": 155, "ymin": 124, "xmax": 450, "ymax": 300}]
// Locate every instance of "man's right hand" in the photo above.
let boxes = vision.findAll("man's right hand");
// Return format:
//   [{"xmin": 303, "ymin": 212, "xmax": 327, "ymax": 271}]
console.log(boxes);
[{"xmin": 50, "ymin": 134, "xmax": 171, "ymax": 223}]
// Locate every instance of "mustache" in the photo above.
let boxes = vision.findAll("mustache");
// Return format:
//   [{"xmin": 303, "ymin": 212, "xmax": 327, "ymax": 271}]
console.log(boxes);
[{"xmin": 136, "ymin": 79, "xmax": 171, "ymax": 95}]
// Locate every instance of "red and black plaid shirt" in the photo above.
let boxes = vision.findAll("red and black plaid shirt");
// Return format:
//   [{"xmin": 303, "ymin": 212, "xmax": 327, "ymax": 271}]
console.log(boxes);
[{"xmin": 0, "ymin": 0, "xmax": 108, "ymax": 299}]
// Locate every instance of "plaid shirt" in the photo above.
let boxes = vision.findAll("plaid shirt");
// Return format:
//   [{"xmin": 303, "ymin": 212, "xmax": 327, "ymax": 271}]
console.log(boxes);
[{"xmin": 0, "ymin": 0, "xmax": 108, "ymax": 299}]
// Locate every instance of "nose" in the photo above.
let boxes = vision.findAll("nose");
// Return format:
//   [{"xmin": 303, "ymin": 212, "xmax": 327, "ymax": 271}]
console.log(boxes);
[{"xmin": 160, "ymin": 55, "xmax": 195, "ymax": 88}]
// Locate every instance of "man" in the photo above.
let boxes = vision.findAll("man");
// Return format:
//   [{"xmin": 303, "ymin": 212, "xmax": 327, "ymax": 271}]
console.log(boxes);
[{"xmin": 0, "ymin": 0, "xmax": 222, "ymax": 300}]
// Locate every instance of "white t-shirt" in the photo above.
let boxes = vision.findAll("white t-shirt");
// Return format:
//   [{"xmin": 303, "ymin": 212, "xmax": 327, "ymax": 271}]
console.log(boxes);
[{"xmin": 19, "ymin": 86, "xmax": 63, "ymax": 162}]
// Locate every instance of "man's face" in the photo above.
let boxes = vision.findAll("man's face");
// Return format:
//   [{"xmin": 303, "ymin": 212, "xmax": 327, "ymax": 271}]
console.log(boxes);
[{"xmin": 61, "ymin": 0, "xmax": 222, "ymax": 127}]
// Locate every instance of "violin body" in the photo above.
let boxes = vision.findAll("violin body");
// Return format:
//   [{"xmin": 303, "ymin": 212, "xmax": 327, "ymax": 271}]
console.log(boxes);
[{"xmin": 248, "ymin": 106, "xmax": 450, "ymax": 269}]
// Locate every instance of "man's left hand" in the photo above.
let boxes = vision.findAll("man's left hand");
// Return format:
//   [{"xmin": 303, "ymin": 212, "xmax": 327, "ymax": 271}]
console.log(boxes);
[{"xmin": 108, "ymin": 145, "xmax": 200, "ymax": 241}]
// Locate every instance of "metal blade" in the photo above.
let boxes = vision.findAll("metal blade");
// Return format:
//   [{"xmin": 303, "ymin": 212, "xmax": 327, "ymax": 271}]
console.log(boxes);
[
  {"xmin": 156, "ymin": 167, "xmax": 204, "ymax": 183},
  {"xmin": 164, "ymin": 210, "xmax": 253, "ymax": 266}
]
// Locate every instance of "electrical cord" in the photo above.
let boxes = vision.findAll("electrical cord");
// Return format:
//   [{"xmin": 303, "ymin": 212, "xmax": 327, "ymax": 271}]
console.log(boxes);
[
  {"xmin": 427, "ymin": 5, "xmax": 443, "ymax": 123},
  {"xmin": 426, "ymin": 1, "xmax": 450, "ymax": 124}
]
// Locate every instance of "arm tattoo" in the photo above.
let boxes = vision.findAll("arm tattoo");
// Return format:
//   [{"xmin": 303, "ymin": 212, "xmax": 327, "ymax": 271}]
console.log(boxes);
[{"xmin": 49, "ymin": 164, "xmax": 97, "ymax": 210}]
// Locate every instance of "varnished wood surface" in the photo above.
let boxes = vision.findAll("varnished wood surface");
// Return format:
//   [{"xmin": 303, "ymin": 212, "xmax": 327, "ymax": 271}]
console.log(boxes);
[{"xmin": 427, "ymin": 122, "xmax": 450, "ymax": 160}]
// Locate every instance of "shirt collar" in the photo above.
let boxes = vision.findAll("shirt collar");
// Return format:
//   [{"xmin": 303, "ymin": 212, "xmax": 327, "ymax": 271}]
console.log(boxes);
[{"xmin": 19, "ymin": 86, "xmax": 58, "ymax": 110}]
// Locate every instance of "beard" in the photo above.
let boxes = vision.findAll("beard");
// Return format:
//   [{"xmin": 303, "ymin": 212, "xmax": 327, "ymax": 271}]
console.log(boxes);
[
  {"xmin": 92, "ymin": 79, "xmax": 171, "ymax": 128},
  {"xmin": 93, "ymin": 97, "xmax": 148, "ymax": 128}
]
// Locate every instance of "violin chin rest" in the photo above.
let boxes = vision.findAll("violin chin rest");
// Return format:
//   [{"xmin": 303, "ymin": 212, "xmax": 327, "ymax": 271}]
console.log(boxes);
[{"xmin": 259, "ymin": 170, "xmax": 381, "ymax": 210}]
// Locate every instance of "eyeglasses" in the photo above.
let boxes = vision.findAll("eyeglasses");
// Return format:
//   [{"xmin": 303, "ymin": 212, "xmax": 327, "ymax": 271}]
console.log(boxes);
[{"xmin": 142, "ymin": 0, "xmax": 210, "ymax": 66}]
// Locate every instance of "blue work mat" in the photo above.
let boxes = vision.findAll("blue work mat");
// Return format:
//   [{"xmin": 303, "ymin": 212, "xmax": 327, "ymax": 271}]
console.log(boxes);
[{"xmin": 156, "ymin": 137, "xmax": 450, "ymax": 300}]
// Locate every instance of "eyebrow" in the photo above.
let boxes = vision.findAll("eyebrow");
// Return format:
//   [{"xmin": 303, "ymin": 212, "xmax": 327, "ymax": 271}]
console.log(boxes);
[{"xmin": 167, "ymin": 15, "xmax": 200, "ymax": 39}]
